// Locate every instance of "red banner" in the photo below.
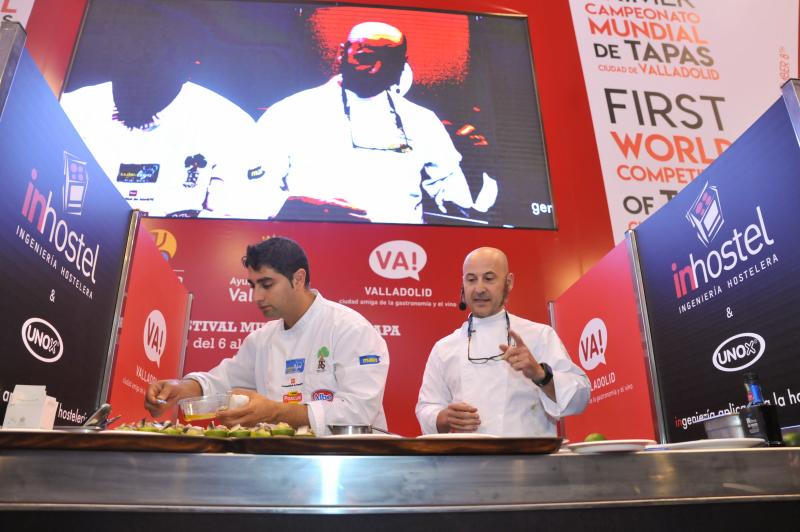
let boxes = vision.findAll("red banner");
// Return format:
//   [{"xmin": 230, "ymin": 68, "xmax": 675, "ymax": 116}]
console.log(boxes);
[
  {"xmin": 551, "ymin": 239, "xmax": 657, "ymax": 441},
  {"xmin": 140, "ymin": 218, "xmax": 556, "ymax": 436},
  {"xmin": 107, "ymin": 223, "xmax": 189, "ymax": 424}
]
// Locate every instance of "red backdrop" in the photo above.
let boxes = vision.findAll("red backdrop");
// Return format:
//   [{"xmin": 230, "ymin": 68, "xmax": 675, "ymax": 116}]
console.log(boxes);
[
  {"xmin": 141, "ymin": 218, "xmax": 605, "ymax": 436},
  {"xmin": 27, "ymin": 1, "xmax": 615, "ymax": 432}
]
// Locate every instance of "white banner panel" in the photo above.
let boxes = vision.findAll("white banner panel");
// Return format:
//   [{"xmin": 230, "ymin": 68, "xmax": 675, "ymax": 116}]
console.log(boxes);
[
  {"xmin": 1, "ymin": 0, "xmax": 35, "ymax": 28},
  {"xmin": 569, "ymin": 0, "xmax": 798, "ymax": 243}
]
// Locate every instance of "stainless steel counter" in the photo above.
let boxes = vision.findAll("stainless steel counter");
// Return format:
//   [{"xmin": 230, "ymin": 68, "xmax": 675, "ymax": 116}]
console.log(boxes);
[{"xmin": 1, "ymin": 447, "xmax": 799, "ymax": 513}]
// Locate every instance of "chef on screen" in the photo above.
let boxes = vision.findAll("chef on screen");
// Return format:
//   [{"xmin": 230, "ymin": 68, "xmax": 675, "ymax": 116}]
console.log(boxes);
[{"xmin": 246, "ymin": 21, "xmax": 498, "ymax": 224}]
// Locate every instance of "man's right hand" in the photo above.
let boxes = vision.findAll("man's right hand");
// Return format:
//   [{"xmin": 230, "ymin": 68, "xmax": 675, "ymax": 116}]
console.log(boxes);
[
  {"xmin": 436, "ymin": 402, "xmax": 481, "ymax": 433},
  {"xmin": 144, "ymin": 379, "xmax": 202, "ymax": 417}
]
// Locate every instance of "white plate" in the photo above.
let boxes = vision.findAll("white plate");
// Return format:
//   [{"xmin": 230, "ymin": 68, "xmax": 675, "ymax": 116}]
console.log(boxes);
[
  {"xmin": 567, "ymin": 439, "xmax": 655, "ymax": 454},
  {"xmin": 645, "ymin": 438, "xmax": 765, "ymax": 451},
  {"xmin": 324, "ymin": 433, "xmax": 401, "ymax": 439},
  {"xmin": 416, "ymin": 432, "xmax": 499, "ymax": 439}
]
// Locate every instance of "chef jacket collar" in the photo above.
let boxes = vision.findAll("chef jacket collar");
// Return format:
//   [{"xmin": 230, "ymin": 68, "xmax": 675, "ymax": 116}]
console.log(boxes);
[
  {"xmin": 470, "ymin": 307, "xmax": 508, "ymax": 328},
  {"xmin": 283, "ymin": 289, "xmax": 323, "ymax": 334}
]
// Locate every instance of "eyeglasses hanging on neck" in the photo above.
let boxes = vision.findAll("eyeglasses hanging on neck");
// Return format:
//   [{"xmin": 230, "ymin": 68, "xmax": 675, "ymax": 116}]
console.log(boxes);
[
  {"xmin": 467, "ymin": 310, "xmax": 513, "ymax": 364},
  {"xmin": 341, "ymin": 86, "xmax": 412, "ymax": 153}
]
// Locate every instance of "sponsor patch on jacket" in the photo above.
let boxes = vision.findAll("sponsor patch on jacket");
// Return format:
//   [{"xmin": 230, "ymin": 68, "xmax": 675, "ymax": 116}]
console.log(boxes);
[
  {"xmin": 283, "ymin": 391, "xmax": 303, "ymax": 403},
  {"xmin": 117, "ymin": 163, "xmax": 160, "ymax": 183},
  {"xmin": 311, "ymin": 389, "xmax": 334, "ymax": 401},
  {"xmin": 285, "ymin": 358, "xmax": 305, "ymax": 374},
  {"xmin": 359, "ymin": 354, "xmax": 381, "ymax": 365},
  {"xmin": 316, "ymin": 346, "xmax": 330, "ymax": 372},
  {"xmin": 281, "ymin": 377, "xmax": 303, "ymax": 388}
]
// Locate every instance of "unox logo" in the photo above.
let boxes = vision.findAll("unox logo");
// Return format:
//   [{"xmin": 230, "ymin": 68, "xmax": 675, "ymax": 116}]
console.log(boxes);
[
  {"xmin": 578, "ymin": 318, "xmax": 607, "ymax": 371},
  {"xmin": 685, "ymin": 182, "xmax": 723, "ymax": 247},
  {"xmin": 143, "ymin": 310, "xmax": 166, "ymax": 367},
  {"xmin": 21, "ymin": 318, "xmax": 64, "ymax": 363},
  {"xmin": 149, "ymin": 229, "xmax": 178, "ymax": 260},
  {"xmin": 368, "ymin": 240, "xmax": 427, "ymax": 280},
  {"xmin": 712, "ymin": 333, "xmax": 765, "ymax": 372},
  {"xmin": 63, "ymin": 151, "xmax": 89, "ymax": 215},
  {"xmin": 312, "ymin": 389, "xmax": 334, "ymax": 401},
  {"xmin": 670, "ymin": 187, "xmax": 775, "ymax": 300}
]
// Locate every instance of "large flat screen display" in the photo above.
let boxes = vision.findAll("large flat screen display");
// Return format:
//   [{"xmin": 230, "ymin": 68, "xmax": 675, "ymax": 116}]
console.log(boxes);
[{"xmin": 62, "ymin": 0, "xmax": 554, "ymax": 228}]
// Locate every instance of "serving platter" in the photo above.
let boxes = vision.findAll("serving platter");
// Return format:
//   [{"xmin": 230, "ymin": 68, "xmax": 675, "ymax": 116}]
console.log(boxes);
[
  {"xmin": 234, "ymin": 436, "xmax": 562, "ymax": 455},
  {"xmin": 0, "ymin": 429, "xmax": 227, "ymax": 453},
  {"xmin": 416, "ymin": 433, "xmax": 499, "ymax": 440},
  {"xmin": 0, "ymin": 429, "xmax": 561, "ymax": 456}
]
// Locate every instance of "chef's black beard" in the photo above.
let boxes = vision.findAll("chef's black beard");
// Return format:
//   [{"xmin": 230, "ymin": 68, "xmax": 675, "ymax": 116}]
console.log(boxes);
[{"xmin": 340, "ymin": 59, "xmax": 404, "ymax": 98}]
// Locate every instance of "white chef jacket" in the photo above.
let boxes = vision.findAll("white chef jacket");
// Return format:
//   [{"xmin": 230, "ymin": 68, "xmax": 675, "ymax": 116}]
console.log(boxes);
[
  {"xmin": 60, "ymin": 81, "xmax": 255, "ymax": 216},
  {"xmin": 248, "ymin": 76, "xmax": 474, "ymax": 223},
  {"xmin": 184, "ymin": 291, "xmax": 389, "ymax": 435},
  {"xmin": 416, "ymin": 309, "xmax": 590, "ymax": 436}
]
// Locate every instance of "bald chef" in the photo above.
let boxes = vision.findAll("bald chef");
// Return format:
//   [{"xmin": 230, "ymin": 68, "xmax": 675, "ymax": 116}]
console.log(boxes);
[{"xmin": 416, "ymin": 247, "xmax": 590, "ymax": 436}]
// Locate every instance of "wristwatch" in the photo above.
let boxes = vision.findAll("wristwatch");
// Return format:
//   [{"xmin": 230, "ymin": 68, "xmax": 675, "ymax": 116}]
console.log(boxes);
[{"xmin": 533, "ymin": 362, "xmax": 553, "ymax": 387}]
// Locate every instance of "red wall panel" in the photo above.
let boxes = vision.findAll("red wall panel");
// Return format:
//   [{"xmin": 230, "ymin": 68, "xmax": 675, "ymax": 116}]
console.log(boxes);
[
  {"xmin": 552, "ymin": 240, "xmax": 657, "ymax": 442},
  {"xmin": 25, "ymin": 0, "xmax": 87, "ymax": 97}
]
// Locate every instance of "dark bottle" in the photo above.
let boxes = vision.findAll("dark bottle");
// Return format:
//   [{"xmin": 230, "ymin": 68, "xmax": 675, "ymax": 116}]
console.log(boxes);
[
  {"xmin": 743, "ymin": 372, "xmax": 764, "ymax": 406},
  {"xmin": 739, "ymin": 372, "xmax": 783, "ymax": 446}
]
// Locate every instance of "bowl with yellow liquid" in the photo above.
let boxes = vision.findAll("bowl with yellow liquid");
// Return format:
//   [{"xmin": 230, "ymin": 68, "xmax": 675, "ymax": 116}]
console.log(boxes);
[{"xmin": 178, "ymin": 394, "xmax": 230, "ymax": 422}]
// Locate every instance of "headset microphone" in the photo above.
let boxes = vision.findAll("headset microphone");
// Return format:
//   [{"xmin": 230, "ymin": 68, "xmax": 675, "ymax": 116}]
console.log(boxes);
[{"xmin": 458, "ymin": 287, "xmax": 467, "ymax": 311}]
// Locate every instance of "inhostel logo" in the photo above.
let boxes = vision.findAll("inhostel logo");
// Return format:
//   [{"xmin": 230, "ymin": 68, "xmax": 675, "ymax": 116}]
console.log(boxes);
[
  {"xmin": 670, "ymin": 186, "xmax": 774, "ymax": 300},
  {"xmin": 685, "ymin": 182, "xmax": 724, "ymax": 247},
  {"xmin": 20, "ymin": 164, "xmax": 100, "ymax": 284},
  {"xmin": 62, "ymin": 152, "xmax": 89, "ymax": 215}
]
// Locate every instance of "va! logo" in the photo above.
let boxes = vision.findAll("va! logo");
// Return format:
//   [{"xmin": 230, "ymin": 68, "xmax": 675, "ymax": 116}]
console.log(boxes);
[
  {"xmin": 578, "ymin": 318, "xmax": 607, "ymax": 371},
  {"xmin": 368, "ymin": 240, "xmax": 427, "ymax": 280},
  {"xmin": 143, "ymin": 310, "xmax": 166, "ymax": 367},
  {"xmin": 685, "ymin": 182, "xmax": 724, "ymax": 247}
]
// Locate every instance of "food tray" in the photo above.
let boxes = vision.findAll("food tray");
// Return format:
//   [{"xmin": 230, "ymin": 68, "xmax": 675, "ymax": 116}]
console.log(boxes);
[
  {"xmin": 0, "ymin": 429, "xmax": 228, "ymax": 453},
  {"xmin": 233, "ymin": 436, "xmax": 562, "ymax": 455},
  {"xmin": 0, "ymin": 430, "xmax": 561, "ymax": 456}
]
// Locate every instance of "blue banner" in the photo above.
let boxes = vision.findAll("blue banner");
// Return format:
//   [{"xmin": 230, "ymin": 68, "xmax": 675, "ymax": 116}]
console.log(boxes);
[
  {"xmin": 0, "ymin": 51, "xmax": 131, "ymax": 425},
  {"xmin": 635, "ymin": 90, "xmax": 800, "ymax": 442}
]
